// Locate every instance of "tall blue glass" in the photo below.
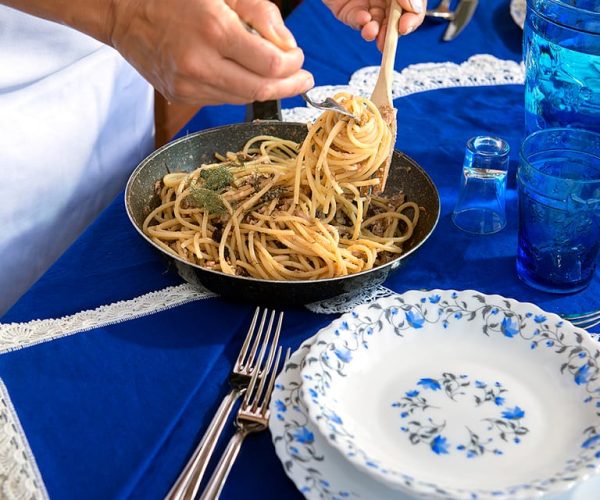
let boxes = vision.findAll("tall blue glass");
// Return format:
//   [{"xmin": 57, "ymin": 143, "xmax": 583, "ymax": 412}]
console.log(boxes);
[
  {"xmin": 524, "ymin": 0, "xmax": 600, "ymax": 135},
  {"xmin": 517, "ymin": 128, "xmax": 600, "ymax": 294}
]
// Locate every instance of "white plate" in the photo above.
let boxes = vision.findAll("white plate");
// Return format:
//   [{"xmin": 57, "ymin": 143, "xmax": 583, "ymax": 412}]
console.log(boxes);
[
  {"xmin": 511, "ymin": 0, "xmax": 526, "ymax": 29},
  {"xmin": 299, "ymin": 290, "xmax": 600, "ymax": 498},
  {"xmin": 269, "ymin": 329, "xmax": 600, "ymax": 500}
]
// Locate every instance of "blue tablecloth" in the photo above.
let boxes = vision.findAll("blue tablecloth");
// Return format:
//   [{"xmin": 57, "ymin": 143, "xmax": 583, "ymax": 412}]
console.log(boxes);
[{"xmin": 1, "ymin": 1, "xmax": 598, "ymax": 499}]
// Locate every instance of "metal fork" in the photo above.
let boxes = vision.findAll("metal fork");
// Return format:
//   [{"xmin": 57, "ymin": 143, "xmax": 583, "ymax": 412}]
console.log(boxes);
[
  {"xmin": 166, "ymin": 308, "xmax": 284, "ymax": 500},
  {"xmin": 301, "ymin": 92, "xmax": 360, "ymax": 121},
  {"xmin": 560, "ymin": 309, "xmax": 600, "ymax": 331},
  {"xmin": 426, "ymin": 0, "xmax": 453, "ymax": 19},
  {"xmin": 200, "ymin": 344, "xmax": 290, "ymax": 500}
]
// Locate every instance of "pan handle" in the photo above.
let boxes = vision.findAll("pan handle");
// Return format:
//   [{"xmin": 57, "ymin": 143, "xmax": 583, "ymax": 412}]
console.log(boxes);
[{"xmin": 245, "ymin": 100, "xmax": 282, "ymax": 122}]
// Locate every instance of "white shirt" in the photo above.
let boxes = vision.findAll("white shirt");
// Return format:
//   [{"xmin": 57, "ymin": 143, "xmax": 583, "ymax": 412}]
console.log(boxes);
[{"xmin": 0, "ymin": 7, "xmax": 155, "ymax": 314}]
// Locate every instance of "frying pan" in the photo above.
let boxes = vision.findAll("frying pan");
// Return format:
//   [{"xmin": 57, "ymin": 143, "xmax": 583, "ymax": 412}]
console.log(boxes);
[{"xmin": 125, "ymin": 102, "xmax": 440, "ymax": 305}]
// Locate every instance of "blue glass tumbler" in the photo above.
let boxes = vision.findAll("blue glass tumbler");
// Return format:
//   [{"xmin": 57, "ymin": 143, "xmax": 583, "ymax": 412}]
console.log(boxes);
[
  {"xmin": 452, "ymin": 136, "xmax": 510, "ymax": 235},
  {"xmin": 524, "ymin": 0, "xmax": 600, "ymax": 134},
  {"xmin": 516, "ymin": 128, "xmax": 600, "ymax": 294}
]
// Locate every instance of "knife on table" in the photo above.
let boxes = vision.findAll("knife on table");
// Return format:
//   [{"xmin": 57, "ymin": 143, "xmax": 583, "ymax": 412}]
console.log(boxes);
[{"xmin": 443, "ymin": 0, "xmax": 479, "ymax": 41}]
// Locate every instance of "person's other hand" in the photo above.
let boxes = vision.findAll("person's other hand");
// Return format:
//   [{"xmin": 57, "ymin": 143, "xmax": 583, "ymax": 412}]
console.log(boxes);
[
  {"xmin": 110, "ymin": 0, "xmax": 314, "ymax": 105},
  {"xmin": 323, "ymin": 0, "xmax": 425, "ymax": 50}
]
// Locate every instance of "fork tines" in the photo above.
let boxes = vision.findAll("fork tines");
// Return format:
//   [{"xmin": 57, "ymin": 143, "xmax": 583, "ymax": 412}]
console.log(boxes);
[
  {"xmin": 237, "ymin": 308, "xmax": 284, "ymax": 376},
  {"xmin": 562, "ymin": 310, "xmax": 600, "ymax": 331},
  {"xmin": 242, "ymin": 344, "xmax": 289, "ymax": 422}
]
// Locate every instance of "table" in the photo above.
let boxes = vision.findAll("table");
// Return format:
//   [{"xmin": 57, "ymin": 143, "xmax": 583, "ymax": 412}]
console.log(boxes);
[{"xmin": 1, "ymin": 1, "xmax": 598, "ymax": 498}]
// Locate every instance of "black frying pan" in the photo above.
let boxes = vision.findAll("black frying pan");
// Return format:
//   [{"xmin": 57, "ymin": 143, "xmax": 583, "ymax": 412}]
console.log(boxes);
[{"xmin": 125, "ymin": 102, "xmax": 440, "ymax": 305}]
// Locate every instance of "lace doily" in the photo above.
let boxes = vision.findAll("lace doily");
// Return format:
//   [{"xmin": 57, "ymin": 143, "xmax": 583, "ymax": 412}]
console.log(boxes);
[
  {"xmin": 0, "ymin": 379, "xmax": 48, "ymax": 500},
  {"xmin": 0, "ymin": 284, "xmax": 215, "ymax": 355},
  {"xmin": 306, "ymin": 285, "xmax": 397, "ymax": 314},
  {"xmin": 283, "ymin": 54, "xmax": 524, "ymax": 123}
]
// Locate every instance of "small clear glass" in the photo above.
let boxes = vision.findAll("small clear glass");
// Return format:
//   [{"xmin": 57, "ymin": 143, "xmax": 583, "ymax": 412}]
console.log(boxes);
[
  {"xmin": 516, "ymin": 128, "xmax": 600, "ymax": 294},
  {"xmin": 452, "ymin": 136, "xmax": 511, "ymax": 235}
]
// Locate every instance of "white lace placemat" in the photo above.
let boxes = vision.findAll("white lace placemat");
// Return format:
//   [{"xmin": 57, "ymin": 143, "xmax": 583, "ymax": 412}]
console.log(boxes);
[
  {"xmin": 283, "ymin": 54, "xmax": 524, "ymax": 123},
  {"xmin": 0, "ymin": 379, "xmax": 48, "ymax": 500}
]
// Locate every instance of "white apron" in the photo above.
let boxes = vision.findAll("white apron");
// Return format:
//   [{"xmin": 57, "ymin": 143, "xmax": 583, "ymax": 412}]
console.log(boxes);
[{"xmin": 0, "ymin": 7, "xmax": 155, "ymax": 314}]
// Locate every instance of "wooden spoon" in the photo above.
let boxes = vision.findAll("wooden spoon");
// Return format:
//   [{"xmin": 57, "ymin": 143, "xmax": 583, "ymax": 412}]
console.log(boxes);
[{"xmin": 370, "ymin": 1, "xmax": 402, "ymax": 193}]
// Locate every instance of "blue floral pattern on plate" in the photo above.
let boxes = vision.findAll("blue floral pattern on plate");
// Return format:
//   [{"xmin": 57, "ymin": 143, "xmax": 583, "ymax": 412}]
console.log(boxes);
[
  {"xmin": 392, "ymin": 374, "xmax": 529, "ymax": 458},
  {"xmin": 298, "ymin": 290, "xmax": 600, "ymax": 499}
]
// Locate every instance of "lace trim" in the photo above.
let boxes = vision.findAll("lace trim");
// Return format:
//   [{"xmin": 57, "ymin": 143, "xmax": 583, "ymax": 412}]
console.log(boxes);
[
  {"xmin": 283, "ymin": 54, "xmax": 524, "ymax": 123},
  {"xmin": 0, "ymin": 284, "xmax": 215, "ymax": 355},
  {"xmin": 0, "ymin": 379, "xmax": 48, "ymax": 500},
  {"xmin": 306, "ymin": 285, "xmax": 396, "ymax": 314}
]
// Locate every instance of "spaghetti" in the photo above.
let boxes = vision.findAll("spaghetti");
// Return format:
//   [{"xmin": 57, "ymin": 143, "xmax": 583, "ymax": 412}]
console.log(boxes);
[{"xmin": 143, "ymin": 93, "xmax": 420, "ymax": 280}]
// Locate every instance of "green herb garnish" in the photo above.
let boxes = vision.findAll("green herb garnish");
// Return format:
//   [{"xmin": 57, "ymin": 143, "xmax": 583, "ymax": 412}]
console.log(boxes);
[
  {"xmin": 200, "ymin": 165, "xmax": 233, "ymax": 192},
  {"xmin": 187, "ymin": 186, "xmax": 226, "ymax": 214}
]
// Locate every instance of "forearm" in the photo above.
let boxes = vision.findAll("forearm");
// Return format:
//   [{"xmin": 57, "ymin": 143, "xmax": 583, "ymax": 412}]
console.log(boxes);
[{"xmin": 0, "ymin": 0, "xmax": 120, "ymax": 45}]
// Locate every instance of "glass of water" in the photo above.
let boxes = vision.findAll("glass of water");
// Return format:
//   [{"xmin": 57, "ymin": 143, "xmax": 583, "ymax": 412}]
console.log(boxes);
[
  {"xmin": 452, "ymin": 136, "xmax": 510, "ymax": 235},
  {"xmin": 524, "ymin": 0, "xmax": 600, "ymax": 135},
  {"xmin": 517, "ymin": 128, "xmax": 600, "ymax": 294}
]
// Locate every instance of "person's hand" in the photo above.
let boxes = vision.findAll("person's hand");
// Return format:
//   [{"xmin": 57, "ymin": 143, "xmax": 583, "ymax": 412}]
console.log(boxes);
[
  {"xmin": 323, "ymin": 0, "xmax": 426, "ymax": 50},
  {"xmin": 110, "ymin": 0, "xmax": 314, "ymax": 105}
]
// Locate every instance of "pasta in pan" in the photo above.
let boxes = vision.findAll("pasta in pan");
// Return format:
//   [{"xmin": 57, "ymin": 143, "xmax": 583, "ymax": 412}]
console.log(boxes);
[{"xmin": 143, "ymin": 93, "xmax": 420, "ymax": 280}]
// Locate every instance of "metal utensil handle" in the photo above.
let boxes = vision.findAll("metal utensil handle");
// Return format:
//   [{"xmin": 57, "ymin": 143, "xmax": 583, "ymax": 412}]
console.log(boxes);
[
  {"xmin": 165, "ymin": 388, "xmax": 243, "ymax": 500},
  {"xmin": 199, "ymin": 428, "xmax": 249, "ymax": 500}
]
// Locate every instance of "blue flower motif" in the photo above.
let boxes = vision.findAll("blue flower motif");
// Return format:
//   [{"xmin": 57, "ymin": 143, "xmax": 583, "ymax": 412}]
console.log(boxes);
[
  {"xmin": 366, "ymin": 327, "xmax": 373, "ymax": 335},
  {"xmin": 418, "ymin": 378, "xmax": 441, "ymax": 391},
  {"xmin": 475, "ymin": 380, "xmax": 486, "ymax": 388},
  {"xmin": 451, "ymin": 292, "xmax": 458, "ymax": 299},
  {"xmin": 390, "ymin": 307, "xmax": 398, "ymax": 315},
  {"xmin": 501, "ymin": 406, "xmax": 525, "ymax": 420},
  {"xmin": 274, "ymin": 400, "xmax": 286, "ymax": 412},
  {"xmin": 530, "ymin": 342, "xmax": 537, "ymax": 350},
  {"xmin": 405, "ymin": 310, "xmax": 425, "ymax": 328},
  {"xmin": 334, "ymin": 347, "xmax": 352, "ymax": 363},
  {"xmin": 429, "ymin": 294, "xmax": 441, "ymax": 304},
  {"xmin": 501, "ymin": 317, "xmax": 519, "ymax": 338},
  {"xmin": 293, "ymin": 426, "xmax": 314, "ymax": 444},
  {"xmin": 546, "ymin": 340, "xmax": 554, "ymax": 347},
  {"xmin": 584, "ymin": 396, "xmax": 592, "ymax": 403},
  {"xmin": 526, "ymin": 312, "xmax": 533, "ymax": 318},
  {"xmin": 329, "ymin": 412, "xmax": 343, "ymax": 424},
  {"xmin": 400, "ymin": 411, "xmax": 409, "ymax": 418},
  {"xmin": 454, "ymin": 312, "xmax": 462, "ymax": 319},
  {"xmin": 308, "ymin": 388, "xmax": 318, "ymax": 398},
  {"xmin": 491, "ymin": 308, "xmax": 499, "ymax": 315},
  {"xmin": 341, "ymin": 321, "xmax": 349, "ymax": 330},
  {"xmin": 494, "ymin": 396, "xmax": 505, "ymax": 406},
  {"xmin": 275, "ymin": 383, "xmax": 284, "ymax": 390},
  {"xmin": 406, "ymin": 390, "xmax": 420, "ymax": 397},
  {"xmin": 442, "ymin": 320, "xmax": 449, "ymax": 329},
  {"xmin": 534, "ymin": 315, "xmax": 547, "ymax": 323},
  {"xmin": 579, "ymin": 352, "xmax": 586, "ymax": 358},
  {"xmin": 391, "ymin": 402, "xmax": 400, "ymax": 407},
  {"xmin": 401, "ymin": 426, "xmax": 408, "ymax": 432},
  {"xmin": 276, "ymin": 414, "xmax": 284, "ymax": 421},
  {"xmin": 431, "ymin": 435, "xmax": 450, "ymax": 455},
  {"xmin": 420, "ymin": 297, "xmax": 426, "ymax": 303},
  {"xmin": 352, "ymin": 311, "xmax": 358, "ymax": 318},
  {"xmin": 575, "ymin": 364, "xmax": 592, "ymax": 385},
  {"xmin": 582, "ymin": 435, "xmax": 600, "ymax": 449}
]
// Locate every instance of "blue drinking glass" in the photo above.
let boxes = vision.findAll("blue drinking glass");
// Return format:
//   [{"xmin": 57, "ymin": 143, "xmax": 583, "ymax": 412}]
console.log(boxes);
[
  {"xmin": 524, "ymin": 0, "xmax": 600, "ymax": 135},
  {"xmin": 517, "ymin": 128, "xmax": 600, "ymax": 294}
]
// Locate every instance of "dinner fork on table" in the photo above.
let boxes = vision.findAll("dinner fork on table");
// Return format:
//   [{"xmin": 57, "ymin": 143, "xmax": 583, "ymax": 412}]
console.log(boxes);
[
  {"xmin": 560, "ymin": 309, "xmax": 600, "ymax": 331},
  {"xmin": 200, "ymin": 344, "xmax": 290, "ymax": 500},
  {"xmin": 166, "ymin": 307, "xmax": 284, "ymax": 500}
]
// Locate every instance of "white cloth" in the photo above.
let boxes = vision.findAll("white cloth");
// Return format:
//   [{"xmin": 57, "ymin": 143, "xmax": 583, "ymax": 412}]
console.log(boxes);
[{"xmin": 0, "ymin": 7, "xmax": 154, "ymax": 314}]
